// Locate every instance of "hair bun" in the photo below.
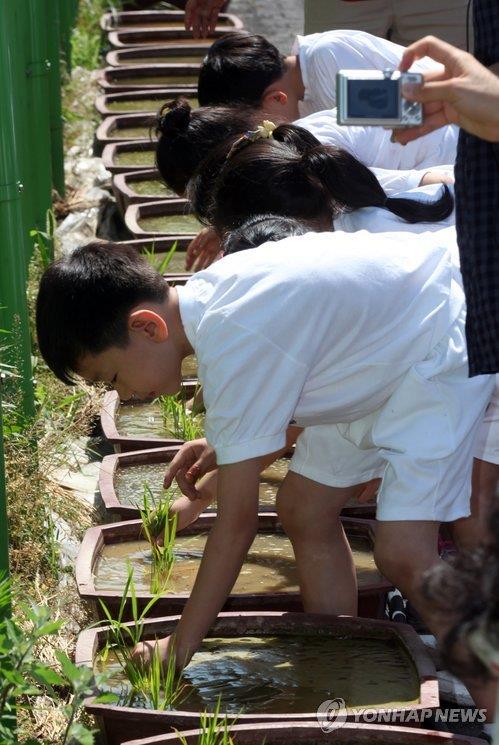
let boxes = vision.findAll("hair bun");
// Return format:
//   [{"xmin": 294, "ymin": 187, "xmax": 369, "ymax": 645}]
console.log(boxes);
[{"xmin": 156, "ymin": 98, "xmax": 192, "ymax": 137}]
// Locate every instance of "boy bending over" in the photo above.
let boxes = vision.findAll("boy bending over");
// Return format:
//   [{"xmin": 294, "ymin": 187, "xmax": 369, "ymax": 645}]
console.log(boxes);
[{"xmin": 36, "ymin": 230, "xmax": 493, "ymax": 684}]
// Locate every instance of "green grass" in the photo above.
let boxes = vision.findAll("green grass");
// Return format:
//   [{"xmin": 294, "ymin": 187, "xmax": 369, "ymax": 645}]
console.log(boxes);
[{"xmin": 71, "ymin": 0, "xmax": 123, "ymax": 69}]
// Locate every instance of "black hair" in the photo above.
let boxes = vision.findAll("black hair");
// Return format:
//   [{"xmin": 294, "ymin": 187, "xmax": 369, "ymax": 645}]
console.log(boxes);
[
  {"xmin": 198, "ymin": 31, "xmax": 286, "ymax": 107},
  {"xmin": 36, "ymin": 241, "xmax": 167, "ymax": 385},
  {"xmin": 155, "ymin": 98, "xmax": 257, "ymax": 195},
  {"xmin": 421, "ymin": 509, "xmax": 499, "ymax": 681},
  {"xmin": 223, "ymin": 214, "xmax": 308, "ymax": 255},
  {"xmin": 188, "ymin": 124, "xmax": 454, "ymax": 232}
]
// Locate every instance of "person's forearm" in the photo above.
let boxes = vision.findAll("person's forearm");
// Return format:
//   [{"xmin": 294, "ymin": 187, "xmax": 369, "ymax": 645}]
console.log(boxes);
[{"xmin": 173, "ymin": 515, "xmax": 258, "ymax": 661}]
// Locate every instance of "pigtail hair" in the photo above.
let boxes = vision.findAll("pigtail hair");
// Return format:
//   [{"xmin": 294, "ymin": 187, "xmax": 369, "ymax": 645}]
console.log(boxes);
[{"xmin": 301, "ymin": 143, "xmax": 454, "ymax": 223}]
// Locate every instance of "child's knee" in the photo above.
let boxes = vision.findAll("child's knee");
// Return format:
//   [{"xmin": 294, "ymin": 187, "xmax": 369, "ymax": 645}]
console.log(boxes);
[{"xmin": 374, "ymin": 524, "xmax": 440, "ymax": 590}]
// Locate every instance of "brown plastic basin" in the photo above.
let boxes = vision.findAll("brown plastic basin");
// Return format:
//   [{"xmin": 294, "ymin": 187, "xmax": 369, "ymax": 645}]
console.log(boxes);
[
  {"xmin": 95, "ymin": 88, "xmax": 197, "ymax": 117},
  {"xmin": 101, "ymin": 378, "xmax": 197, "ymax": 453},
  {"xmin": 97, "ymin": 64, "xmax": 199, "ymax": 93},
  {"xmin": 108, "ymin": 28, "xmax": 238, "ymax": 49},
  {"xmin": 75, "ymin": 611, "xmax": 438, "ymax": 745},
  {"xmin": 112, "ymin": 169, "xmax": 185, "ymax": 211},
  {"xmin": 76, "ymin": 515, "xmax": 391, "ymax": 621},
  {"xmin": 102, "ymin": 140, "xmax": 157, "ymax": 174},
  {"xmin": 106, "ymin": 45, "xmax": 209, "ymax": 67},
  {"xmin": 122, "ymin": 722, "xmax": 485, "ymax": 745},
  {"xmin": 125, "ymin": 199, "xmax": 201, "ymax": 239},
  {"xmin": 99, "ymin": 446, "xmax": 377, "ymax": 522},
  {"xmin": 100, "ymin": 9, "xmax": 242, "ymax": 32},
  {"xmin": 95, "ymin": 113, "xmax": 158, "ymax": 151}
]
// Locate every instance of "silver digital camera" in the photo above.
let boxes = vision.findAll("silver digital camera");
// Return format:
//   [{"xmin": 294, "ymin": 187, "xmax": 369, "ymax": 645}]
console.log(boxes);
[{"xmin": 336, "ymin": 69, "xmax": 423, "ymax": 128}]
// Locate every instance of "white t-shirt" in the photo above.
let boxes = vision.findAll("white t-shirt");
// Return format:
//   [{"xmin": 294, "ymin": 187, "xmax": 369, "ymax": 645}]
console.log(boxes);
[
  {"xmin": 297, "ymin": 109, "xmax": 459, "ymax": 172},
  {"xmin": 177, "ymin": 228, "xmax": 463, "ymax": 464},
  {"xmin": 293, "ymin": 29, "xmax": 440, "ymax": 116},
  {"xmin": 334, "ymin": 183, "xmax": 456, "ymax": 233}
]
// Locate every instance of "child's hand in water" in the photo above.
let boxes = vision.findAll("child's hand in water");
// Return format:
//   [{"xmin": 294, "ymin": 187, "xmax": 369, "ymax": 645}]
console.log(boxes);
[
  {"xmin": 132, "ymin": 634, "xmax": 188, "ymax": 673},
  {"xmin": 164, "ymin": 438, "xmax": 218, "ymax": 499},
  {"xmin": 185, "ymin": 227, "xmax": 223, "ymax": 272}
]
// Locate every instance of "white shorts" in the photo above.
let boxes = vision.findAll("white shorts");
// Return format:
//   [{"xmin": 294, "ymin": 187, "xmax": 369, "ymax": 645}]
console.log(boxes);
[
  {"xmin": 474, "ymin": 376, "xmax": 499, "ymax": 466},
  {"xmin": 290, "ymin": 308, "xmax": 494, "ymax": 522}
]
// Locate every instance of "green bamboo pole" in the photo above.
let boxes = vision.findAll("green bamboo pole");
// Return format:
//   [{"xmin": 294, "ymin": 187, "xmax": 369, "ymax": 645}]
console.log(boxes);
[
  {"xmin": 46, "ymin": 0, "xmax": 65, "ymax": 197},
  {"xmin": 0, "ymin": 398, "xmax": 9, "ymax": 587},
  {"xmin": 24, "ymin": 0, "xmax": 53, "ymax": 255},
  {"xmin": 0, "ymin": 1, "xmax": 36, "ymax": 422}
]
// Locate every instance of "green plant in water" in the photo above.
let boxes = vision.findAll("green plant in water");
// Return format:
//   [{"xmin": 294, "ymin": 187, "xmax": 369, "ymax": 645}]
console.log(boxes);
[
  {"xmin": 158, "ymin": 388, "xmax": 204, "ymax": 441},
  {"xmin": 139, "ymin": 483, "xmax": 178, "ymax": 594},
  {"xmin": 177, "ymin": 698, "xmax": 237, "ymax": 745},
  {"xmin": 143, "ymin": 240, "xmax": 179, "ymax": 274},
  {"xmin": 98, "ymin": 568, "xmax": 186, "ymax": 709}
]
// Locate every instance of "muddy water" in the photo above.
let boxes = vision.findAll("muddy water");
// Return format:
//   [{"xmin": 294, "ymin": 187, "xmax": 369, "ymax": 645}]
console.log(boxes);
[
  {"xmin": 107, "ymin": 97, "xmax": 198, "ymax": 113},
  {"xmin": 117, "ymin": 400, "xmax": 204, "ymax": 439},
  {"xmin": 114, "ymin": 149, "xmax": 155, "ymax": 167},
  {"xmin": 112, "ymin": 462, "xmax": 280, "ymax": 510},
  {"xmin": 110, "ymin": 75, "xmax": 199, "ymax": 86},
  {"xmin": 97, "ymin": 634, "xmax": 420, "ymax": 713},
  {"xmin": 138, "ymin": 214, "xmax": 203, "ymax": 234},
  {"xmin": 94, "ymin": 530, "xmax": 383, "ymax": 593},
  {"xmin": 132, "ymin": 179, "xmax": 175, "ymax": 197},
  {"xmin": 115, "ymin": 463, "xmax": 183, "ymax": 507},
  {"xmin": 147, "ymin": 251, "xmax": 191, "ymax": 274}
]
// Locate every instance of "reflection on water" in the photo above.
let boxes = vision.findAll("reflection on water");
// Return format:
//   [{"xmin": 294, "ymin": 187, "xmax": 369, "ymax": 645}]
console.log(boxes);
[
  {"xmin": 97, "ymin": 634, "xmax": 420, "ymax": 713},
  {"xmin": 114, "ymin": 461, "xmax": 278, "ymax": 509},
  {"xmin": 94, "ymin": 531, "xmax": 383, "ymax": 593},
  {"xmin": 117, "ymin": 400, "xmax": 205, "ymax": 439}
]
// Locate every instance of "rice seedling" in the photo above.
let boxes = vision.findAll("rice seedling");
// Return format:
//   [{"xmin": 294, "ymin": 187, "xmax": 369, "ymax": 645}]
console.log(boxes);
[
  {"xmin": 143, "ymin": 240, "xmax": 179, "ymax": 274},
  {"xmin": 177, "ymin": 698, "xmax": 237, "ymax": 745},
  {"xmin": 158, "ymin": 388, "xmax": 204, "ymax": 441},
  {"xmin": 97, "ymin": 568, "xmax": 186, "ymax": 709},
  {"xmin": 139, "ymin": 483, "xmax": 178, "ymax": 594}
]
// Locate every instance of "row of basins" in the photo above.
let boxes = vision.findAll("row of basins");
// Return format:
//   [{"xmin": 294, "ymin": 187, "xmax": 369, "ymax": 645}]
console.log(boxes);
[{"xmin": 74, "ymin": 8, "xmax": 479, "ymax": 745}]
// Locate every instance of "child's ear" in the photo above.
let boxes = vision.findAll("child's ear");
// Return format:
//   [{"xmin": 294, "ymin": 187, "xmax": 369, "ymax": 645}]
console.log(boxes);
[
  {"xmin": 262, "ymin": 89, "xmax": 288, "ymax": 108},
  {"xmin": 128, "ymin": 309, "xmax": 168, "ymax": 342}
]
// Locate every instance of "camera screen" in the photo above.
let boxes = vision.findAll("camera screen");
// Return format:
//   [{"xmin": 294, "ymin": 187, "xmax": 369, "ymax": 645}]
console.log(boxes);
[{"xmin": 347, "ymin": 79, "xmax": 399, "ymax": 119}]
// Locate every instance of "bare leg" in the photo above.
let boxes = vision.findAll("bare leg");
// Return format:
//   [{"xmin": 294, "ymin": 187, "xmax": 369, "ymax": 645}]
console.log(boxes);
[
  {"xmin": 374, "ymin": 521, "xmax": 496, "ymax": 718},
  {"xmin": 276, "ymin": 471, "xmax": 366, "ymax": 616}
]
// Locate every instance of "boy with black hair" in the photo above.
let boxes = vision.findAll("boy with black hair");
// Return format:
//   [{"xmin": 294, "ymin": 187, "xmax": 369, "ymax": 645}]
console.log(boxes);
[
  {"xmin": 198, "ymin": 28, "xmax": 438, "ymax": 117},
  {"xmin": 37, "ymin": 232, "xmax": 494, "ymax": 713}
]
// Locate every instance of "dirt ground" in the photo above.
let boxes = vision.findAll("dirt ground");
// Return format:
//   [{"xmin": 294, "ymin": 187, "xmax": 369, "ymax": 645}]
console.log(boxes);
[{"xmin": 229, "ymin": 0, "xmax": 304, "ymax": 52}]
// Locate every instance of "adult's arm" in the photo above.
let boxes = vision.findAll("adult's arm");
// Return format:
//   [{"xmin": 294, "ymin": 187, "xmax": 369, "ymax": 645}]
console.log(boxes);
[{"xmin": 393, "ymin": 36, "xmax": 499, "ymax": 144}]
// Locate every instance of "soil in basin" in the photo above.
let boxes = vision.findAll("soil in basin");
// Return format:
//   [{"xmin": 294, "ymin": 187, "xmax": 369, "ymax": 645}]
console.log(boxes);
[
  {"xmin": 131, "ymin": 179, "xmax": 176, "ymax": 197},
  {"xmin": 114, "ymin": 149, "xmax": 156, "ymax": 167},
  {"xmin": 138, "ymin": 214, "xmax": 203, "ymax": 234},
  {"xmin": 107, "ymin": 97, "xmax": 198, "ymax": 113},
  {"xmin": 110, "ymin": 125, "xmax": 158, "ymax": 140},
  {"xmin": 97, "ymin": 633, "xmax": 420, "ymax": 713},
  {"xmin": 94, "ymin": 530, "xmax": 383, "ymax": 593}
]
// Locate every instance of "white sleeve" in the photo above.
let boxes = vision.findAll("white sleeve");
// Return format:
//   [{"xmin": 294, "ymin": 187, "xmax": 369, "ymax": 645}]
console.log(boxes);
[
  {"xmin": 302, "ymin": 31, "xmax": 442, "ymax": 111},
  {"xmin": 199, "ymin": 319, "xmax": 309, "ymax": 465},
  {"xmin": 370, "ymin": 167, "xmax": 427, "ymax": 195}
]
